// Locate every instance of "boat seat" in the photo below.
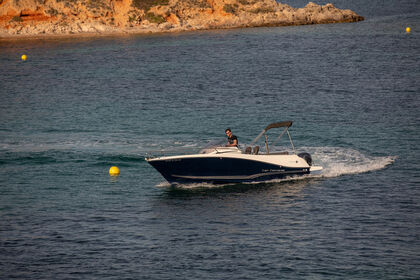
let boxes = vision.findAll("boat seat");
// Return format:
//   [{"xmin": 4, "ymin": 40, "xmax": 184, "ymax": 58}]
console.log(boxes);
[
  {"xmin": 253, "ymin": 146, "xmax": 259, "ymax": 155},
  {"xmin": 244, "ymin": 146, "xmax": 252, "ymax": 154}
]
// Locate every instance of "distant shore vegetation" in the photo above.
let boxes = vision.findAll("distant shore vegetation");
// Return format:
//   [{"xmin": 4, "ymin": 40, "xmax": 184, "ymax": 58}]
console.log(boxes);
[{"xmin": 132, "ymin": 0, "xmax": 169, "ymax": 11}]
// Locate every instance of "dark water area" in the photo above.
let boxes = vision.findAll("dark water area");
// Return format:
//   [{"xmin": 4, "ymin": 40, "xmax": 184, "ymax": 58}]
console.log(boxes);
[{"xmin": 1, "ymin": 0, "xmax": 419, "ymax": 279}]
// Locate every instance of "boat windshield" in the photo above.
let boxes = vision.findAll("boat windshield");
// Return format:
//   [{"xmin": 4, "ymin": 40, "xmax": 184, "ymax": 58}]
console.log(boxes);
[{"xmin": 199, "ymin": 139, "xmax": 227, "ymax": 154}]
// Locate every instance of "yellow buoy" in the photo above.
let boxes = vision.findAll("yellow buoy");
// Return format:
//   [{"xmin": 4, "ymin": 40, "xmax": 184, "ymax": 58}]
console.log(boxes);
[
  {"xmin": 406, "ymin": 27, "xmax": 411, "ymax": 33},
  {"xmin": 109, "ymin": 166, "xmax": 120, "ymax": 176},
  {"xmin": 21, "ymin": 54, "xmax": 27, "ymax": 61}
]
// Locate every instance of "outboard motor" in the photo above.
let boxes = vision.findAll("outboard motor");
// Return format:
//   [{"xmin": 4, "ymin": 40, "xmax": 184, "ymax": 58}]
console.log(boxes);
[{"xmin": 298, "ymin": 152, "xmax": 312, "ymax": 166}]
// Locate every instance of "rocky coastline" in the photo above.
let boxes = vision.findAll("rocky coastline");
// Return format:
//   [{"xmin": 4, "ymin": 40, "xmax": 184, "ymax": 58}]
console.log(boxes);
[{"xmin": 0, "ymin": 0, "xmax": 364, "ymax": 39}]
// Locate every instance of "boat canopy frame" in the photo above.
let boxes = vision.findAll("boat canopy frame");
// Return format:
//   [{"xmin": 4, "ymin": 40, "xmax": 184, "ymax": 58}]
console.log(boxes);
[{"xmin": 249, "ymin": 121, "xmax": 295, "ymax": 154}]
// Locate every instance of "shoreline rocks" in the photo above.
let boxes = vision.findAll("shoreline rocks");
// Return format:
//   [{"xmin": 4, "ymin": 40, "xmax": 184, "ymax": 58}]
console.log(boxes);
[{"xmin": 0, "ymin": 0, "xmax": 364, "ymax": 39}]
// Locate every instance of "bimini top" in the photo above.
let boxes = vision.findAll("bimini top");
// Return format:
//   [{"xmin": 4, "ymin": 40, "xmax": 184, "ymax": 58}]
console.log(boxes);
[
  {"xmin": 250, "ymin": 121, "xmax": 294, "ymax": 153},
  {"xmin": 263, "ymin": 121, "xmax": 293, "ymax": 132},
  {"xmin": 251, "ymin": 121, "xmax": 293, "ymax": 144}
]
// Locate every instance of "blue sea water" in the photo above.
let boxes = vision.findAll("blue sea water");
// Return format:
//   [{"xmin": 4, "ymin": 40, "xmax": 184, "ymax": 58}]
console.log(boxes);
[{"xmin": 1, "ymin": 0, "xmax": 419, "ymax": 279}]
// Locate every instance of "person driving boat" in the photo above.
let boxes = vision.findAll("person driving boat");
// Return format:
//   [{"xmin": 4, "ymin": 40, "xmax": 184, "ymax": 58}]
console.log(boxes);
[{"xmin": 225, "ymin": 128, "xmax": 238, "ymax": 147}]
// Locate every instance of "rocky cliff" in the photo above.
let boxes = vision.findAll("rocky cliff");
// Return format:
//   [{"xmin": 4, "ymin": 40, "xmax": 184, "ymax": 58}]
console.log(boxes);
[{"xmin": 0, "ymin": 0, "xmax": 364, "ymax": 38}]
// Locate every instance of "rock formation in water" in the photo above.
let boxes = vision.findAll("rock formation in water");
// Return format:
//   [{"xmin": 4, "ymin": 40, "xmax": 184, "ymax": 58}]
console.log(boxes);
[{"xmin": 0, "ymin": 0, "xmax": 364, "ymax": 38}]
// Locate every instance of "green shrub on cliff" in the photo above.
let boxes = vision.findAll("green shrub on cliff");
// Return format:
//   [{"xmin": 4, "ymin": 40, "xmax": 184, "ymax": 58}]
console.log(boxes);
[
  {"xmin": 132, "ymin": 0, "xmax": 169, "ymax": 11},
  {"xmin": 145, "ymin": 12, "xmax": 165, "ymax": 24},
  {"xmin": 87, "ymin": 0, "xmax": 110, "ymax": 9},
  {"xmin": 128, "ymin": 15, "xmax": 137, "ymax": 23},
  {"xmin": 249, "ymin": 7, "xmax": 276, "ymax": 14},
  {"xmin": 223, "ymin": 4, "xmax": 239, "ymax": 14},
  {"xmin": 47, "ymin": 7, "xmax": 59, "ymax": 16},
  {"xmin": 186, "ymin": 0, "xmax": 211, "ymax": 8},
  {"xmin": 10, "ymin": 16, "xmax": 23, "ymax": 23}
]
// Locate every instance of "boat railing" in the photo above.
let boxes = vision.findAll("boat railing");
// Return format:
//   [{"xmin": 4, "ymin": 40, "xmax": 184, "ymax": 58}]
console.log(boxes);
[
  {"xmin": 268, "ymin": 151, "xmax": 289, "ymax": 155},
  {"xmin": 242, "ymin": 145, "xmax": 290, "ymax": 155}
]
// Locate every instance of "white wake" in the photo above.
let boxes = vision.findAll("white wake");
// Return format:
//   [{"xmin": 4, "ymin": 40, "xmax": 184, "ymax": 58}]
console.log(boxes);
[{"xmin": 309, "ymin": 146, "xmax": 396, "ymax": 178}]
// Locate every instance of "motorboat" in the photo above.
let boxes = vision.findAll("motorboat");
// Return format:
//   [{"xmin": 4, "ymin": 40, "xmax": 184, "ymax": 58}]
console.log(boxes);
[{"xmin": 145, "ymin": 121, "xmax": 322, "ymax": 184}]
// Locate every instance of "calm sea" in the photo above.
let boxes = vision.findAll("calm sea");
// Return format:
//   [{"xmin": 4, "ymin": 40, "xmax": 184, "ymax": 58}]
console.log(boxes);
[{"xmin": 1, "ymin": 0, "xmax": 419, "ymax": 279}]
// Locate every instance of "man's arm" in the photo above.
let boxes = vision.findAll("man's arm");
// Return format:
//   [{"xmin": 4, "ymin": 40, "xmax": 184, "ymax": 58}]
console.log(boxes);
[{"xmin": 227, "ymin": 137, "xmax": 238, "ymax": 147}]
